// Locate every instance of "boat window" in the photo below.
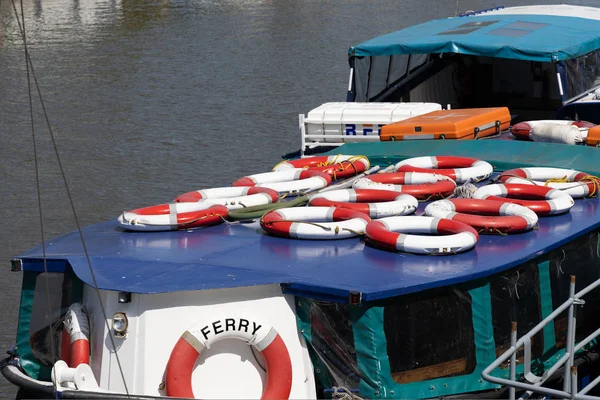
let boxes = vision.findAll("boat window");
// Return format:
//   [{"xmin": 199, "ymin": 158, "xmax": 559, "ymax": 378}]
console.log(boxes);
[
  {"xmin": 368, "ymin": 56, "xmax": 390, "ymax": 100},
  {"xmin": 383, "ymin": 287, "xmax": 476, "ymax": 383},
  {"xmin": 549, "ymin": 232, "xmax": 600, "ymax": 348},
  {"xmin": 29, "ymin": 272, "xmax": 74, "ymax": 367},
  {"xmin": 353, "ymin": 56, "xmax": 371, "ymax": 103},
  {"xmin": 490, "ymin": 263, "xmax": 544, "ymax": 361},
  {"xmin": 564, "ymin": 49, "xmax": 600, "ymax": 100},
  {"xmin": 309, "ymin": 301, "xmax": 360, "ymax": 388},
  {"xmin": 388, "ymin": 55, "xmax": 409, "ymax": 86},
  {"xmin": 408, "ymin": 54, "xmax": 428, "ymax": 73}
]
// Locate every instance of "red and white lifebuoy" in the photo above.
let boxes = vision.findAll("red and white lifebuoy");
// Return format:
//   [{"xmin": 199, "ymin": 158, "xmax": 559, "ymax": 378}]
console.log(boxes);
[
  {"xmin": 174, "ymin": 186, "xmax": 280, "ymax": 203},
  {"xmin": 499, "ymin": 167, "xmax": 600, "ymax": 199},
  {"xmin": 365, "ymin": 216, "xmax": 479, "ymax": 255},
  {"xmin": 261, "ymin": 206, "xmax": 371, "ymax": 239},
  {"xmin": 394, "ymin": 156, "xmax": 493, "ymax": 183},
  {"xmin": 473, "ymin": 184, "xmax": 574, "ymax": 216},
  {"xmin": 352, "ymin": 172, "xmax": 456, "ymax": 200},
  {"xmin": 60, "ymin": 303, "xmax": 89, "ymax": 367},
  {"xmin": 232, "ymin": 169, "xmax": 332, "ymax": 194},
  {"xmin": 308, "ymin": 189, "xmax": 418, "ymax": 218},
  {"xmin": 511, "ymin": 120, "xmax": 595, "ymax": 141},
  {"xmin": 272, "ymin": 154, "xmax": 368, "ymax": 170},
  {"xmin": 308, "ymin": 160, "xmax": 370, "ymax": 180},
  {"xmin": 424, "ymin": 199, "xmax": 538, "ymax": 234},
  {"xmin": 166, "ymin": 316, "xmax": 292, "ymax": 399},
  {"xmin": 118, "ymin": 203, "xmax": 229, "ymax": 231}
]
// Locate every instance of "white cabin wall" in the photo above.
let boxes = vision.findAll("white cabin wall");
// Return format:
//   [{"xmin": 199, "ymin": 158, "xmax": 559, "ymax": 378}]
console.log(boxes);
[{"xmin": 82, "ymin": 284, "xmax": 316, "ymax": 399}]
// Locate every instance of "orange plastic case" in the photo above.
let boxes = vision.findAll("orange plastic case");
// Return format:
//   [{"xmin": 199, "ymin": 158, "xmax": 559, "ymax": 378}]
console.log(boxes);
[
  {"xmin": 379, "ymin": 107, "xmax": 511, "ymax": 141},
  {"xmin": 586, "ymin": 126, "xmax": 600, "ymax": 147}
]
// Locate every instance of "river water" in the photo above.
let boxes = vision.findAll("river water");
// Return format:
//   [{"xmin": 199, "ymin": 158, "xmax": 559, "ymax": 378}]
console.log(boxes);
[{"xmin": 0, "ymin": 0, "xmax": 597, "ymax": 397}]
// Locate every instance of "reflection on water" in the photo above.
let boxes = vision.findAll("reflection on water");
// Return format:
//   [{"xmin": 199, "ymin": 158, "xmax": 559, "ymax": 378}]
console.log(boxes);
[{"xmin": 2, "ymin": 0, "xmax": 600, "ymax": 397}]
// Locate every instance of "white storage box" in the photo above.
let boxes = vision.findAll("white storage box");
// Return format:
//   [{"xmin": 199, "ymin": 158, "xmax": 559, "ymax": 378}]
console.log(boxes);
[{"xmin": 299, "ymin": 102, "xmax": 442, "ymax": 154}]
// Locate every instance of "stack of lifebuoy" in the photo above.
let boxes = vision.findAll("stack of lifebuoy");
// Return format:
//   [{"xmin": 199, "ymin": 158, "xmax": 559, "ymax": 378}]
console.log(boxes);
[{"xmin": 116, "ymin": 152, "xmax": 594, "ymax": 259}]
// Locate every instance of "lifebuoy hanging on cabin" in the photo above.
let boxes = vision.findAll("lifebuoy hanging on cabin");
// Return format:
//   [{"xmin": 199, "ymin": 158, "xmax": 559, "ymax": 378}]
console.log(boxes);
[
  {"xmin": 118, "ymin": 203, "xmax": 229, "ymax": 231},
  {"xmin": 511, "ymin": 120, "xmax": 595, "ymax": 141},
  {"xmin": 174, "ymin": 186, "xmax": 280, "ymax": 204},
  {"xmin": 473, "ymin": 183, "xmax": 574, "ymax": 216},
  {"xmin": 272, "ymin": 154, "xmax": 368, "ymax": 170},
  {"xmin": 499, "ymin": 167, "xmax": 600, "ymax": 199},
  {"xmin": 308, "ymin": 189, "xmax": 418, "ymax": 218},
  {"xmin": 232, "ymin": 169, "xmax": 332, "ymax": 195},
  {"xmin": 365, "ymin": 216, "xmax": 479, "ymax": 255},
  {"xmin": 166, "ymin": 316, "xmax": 292, "ymax": 400},
  {"xmin": 424, "ymin": 199, "xmax": 538, "ymax": 234},
  {"xmin": 260, "ymin": 206, "xmax": 371, "ymax": 239},
  {"xmin": 60, "ymin": 303, "xmax": 89, "ymax": 367},
  {"xmin": 352, "ymin": 171, "xmax": 456, "ymax": 200},
  {"xmin": 394, "ymin": 156, "xmax": 493, "ymax": 183}
]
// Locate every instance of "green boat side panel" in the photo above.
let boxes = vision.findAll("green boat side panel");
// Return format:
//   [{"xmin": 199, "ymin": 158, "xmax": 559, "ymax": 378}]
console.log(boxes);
[{"xmin": 327, "ymin": 141, "xmax": 600, "ymax": 175}]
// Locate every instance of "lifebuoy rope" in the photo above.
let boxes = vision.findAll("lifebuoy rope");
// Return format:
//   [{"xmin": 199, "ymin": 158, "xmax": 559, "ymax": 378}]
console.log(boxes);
[
  {"xmin": 327, "ymin": 159, "xmax": 361, "ymax": 181},
  {"xmin": 271, "ymin": 154, "xmax": 368, "ymax": 170}
]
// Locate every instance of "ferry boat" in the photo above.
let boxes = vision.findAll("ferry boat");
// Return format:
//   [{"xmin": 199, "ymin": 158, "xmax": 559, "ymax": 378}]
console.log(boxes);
[{"xmin": 4, "ymin": 4, "xmax": 600, "ymax": 400}]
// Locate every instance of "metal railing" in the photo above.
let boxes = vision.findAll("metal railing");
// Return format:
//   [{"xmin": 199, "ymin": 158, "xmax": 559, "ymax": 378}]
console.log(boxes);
[{"xmin": 482, "ymin": 275, "xmax": 600, "ymax": 400}]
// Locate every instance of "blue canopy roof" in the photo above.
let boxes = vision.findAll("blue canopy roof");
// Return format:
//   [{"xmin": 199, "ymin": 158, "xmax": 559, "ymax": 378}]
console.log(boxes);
[
  {"xmin": 17, "ymin": 140, "xmax": 600, "ymax": 303},
  {"xmin": 349, "ymin": 14, "xmax": 600, "ymax": 62}
]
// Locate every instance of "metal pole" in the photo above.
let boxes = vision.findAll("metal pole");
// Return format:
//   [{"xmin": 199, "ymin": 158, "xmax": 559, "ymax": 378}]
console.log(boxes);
[
  {"xmin": 510, "ymin": 321, "xmax": 517, "ymax": 400},
  {"xmin": 571, "ymin": 366, "xmax": 578, "ymax": 399},
  {"xmin": 563, "ymin": 275, "xmax": 576, "ymax": 393},
  {"xmin": 298, "ymin": 114, "xmax": 306, "ymax": 157}
]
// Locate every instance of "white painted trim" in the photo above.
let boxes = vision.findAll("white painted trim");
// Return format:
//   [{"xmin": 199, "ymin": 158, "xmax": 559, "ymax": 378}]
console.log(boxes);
[{"xmin": 486, "ymin": 5, "xmax": 600, "ymax": 21}]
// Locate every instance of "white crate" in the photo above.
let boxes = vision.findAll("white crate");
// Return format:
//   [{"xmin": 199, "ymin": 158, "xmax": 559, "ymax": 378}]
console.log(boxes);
[{"xmin": 299, "ymin": 102, "xmax": 442, "ymax": 155}]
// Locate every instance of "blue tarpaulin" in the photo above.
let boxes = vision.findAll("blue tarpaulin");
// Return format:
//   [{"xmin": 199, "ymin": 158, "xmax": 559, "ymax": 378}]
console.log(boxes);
[
  {"xmin": 17, "ymin": 141, "xmax": 600, "ymax": 303},
  {"xmin": 349, "ymin": 14, "xmax": 600, "ymax": 62}
]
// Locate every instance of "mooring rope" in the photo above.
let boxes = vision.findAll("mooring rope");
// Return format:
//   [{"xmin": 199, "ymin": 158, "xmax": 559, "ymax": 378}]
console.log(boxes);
[{"xmin": 9, "ymin": 0, "xmax": 130, "ymax": 393}]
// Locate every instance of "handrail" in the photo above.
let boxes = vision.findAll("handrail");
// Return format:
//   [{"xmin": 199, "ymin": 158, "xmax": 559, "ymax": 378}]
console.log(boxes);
[{"xmin": 482, "ymin": 275, "xmax": 600, "ymax": 400}]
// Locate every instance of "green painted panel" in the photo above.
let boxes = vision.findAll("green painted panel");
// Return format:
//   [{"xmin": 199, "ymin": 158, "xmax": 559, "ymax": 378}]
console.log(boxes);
[{"xmin": 325, "ymin": 141, "xmax": 600, "ymax": 175}]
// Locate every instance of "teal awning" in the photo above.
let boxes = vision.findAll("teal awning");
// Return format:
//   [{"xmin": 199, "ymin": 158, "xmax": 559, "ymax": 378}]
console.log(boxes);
[{"xmin": 349, "ymin": 14, "xmax": 600, "ymax": 62}]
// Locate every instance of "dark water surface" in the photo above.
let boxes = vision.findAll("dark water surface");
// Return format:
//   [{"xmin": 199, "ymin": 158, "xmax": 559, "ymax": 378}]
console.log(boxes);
[{"xmin": 1, "ymin": 0, "xmax": 598, "ymax": 396}]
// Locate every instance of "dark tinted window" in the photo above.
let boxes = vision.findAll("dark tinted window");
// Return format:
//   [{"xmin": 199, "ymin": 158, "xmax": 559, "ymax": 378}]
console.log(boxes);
[
  {"xmin": 491, "ymin": 263, "xmax": 544, "ymax": 361},
  {"xmin": 549, "ymin": 233, "xmax": 600, "ymax": 347},
  {"xmin": 309, "ymin": 301, "xmax": 360, "ymax": 388},
  {"xmin": 29, "ymin": 272, "xmax": 74, "ymax": 366},
  {"xmin": 384, "ymin": 288, "xmax": 476, "ymax": 383}
]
